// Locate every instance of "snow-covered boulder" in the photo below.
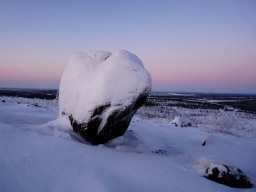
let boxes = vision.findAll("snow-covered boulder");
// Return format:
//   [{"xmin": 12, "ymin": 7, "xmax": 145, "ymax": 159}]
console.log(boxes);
[
  {"xmin": 169, "ymin": 116, "xmax": 192, "ymax": 127},
  {"xmin": 59, "ymin": 50, "xmax": 152, "ymax": 145}
]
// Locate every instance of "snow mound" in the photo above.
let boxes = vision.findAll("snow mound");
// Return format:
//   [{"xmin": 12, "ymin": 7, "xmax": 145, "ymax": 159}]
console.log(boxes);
[
  {"xmin": 59, "ymin": 50, "xmax": 152, "ymax": 144},
  {"xmin": 201, "ymin": 134, "xmax": 227, "ymax": 146}
]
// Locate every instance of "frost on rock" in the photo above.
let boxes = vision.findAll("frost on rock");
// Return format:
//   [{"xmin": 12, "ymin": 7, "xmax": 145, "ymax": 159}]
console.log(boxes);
[{"xmin": 59, "ymin": 50, "xmax": 152, "ymax": 145}]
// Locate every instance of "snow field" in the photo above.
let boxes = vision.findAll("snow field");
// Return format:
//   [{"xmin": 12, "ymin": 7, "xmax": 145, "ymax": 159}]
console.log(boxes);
[
  {"xmin": 0, "ymin": 100, "xmax": 256, "ymax": 191},
  {"xmin": 137, "ymin": 104, "xmax": 256, "ymax": 138}
]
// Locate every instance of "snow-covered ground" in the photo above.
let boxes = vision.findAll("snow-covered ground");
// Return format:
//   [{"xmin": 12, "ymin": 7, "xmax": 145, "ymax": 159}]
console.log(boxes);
[
  {"xmin": 137, "ymin": 104, "xmax": 256, "ymax": 138},
  {"xmin": 0, "ymin": 97, "xmax": 256, "ymax": 192}
]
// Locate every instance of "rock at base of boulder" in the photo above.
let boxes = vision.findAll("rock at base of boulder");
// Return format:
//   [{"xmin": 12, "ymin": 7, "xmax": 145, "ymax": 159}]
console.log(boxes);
[
  {"xmin": 68, "ymin": 92, "xmax": 148, "ymax": 145},
  {"xmin": 205, "ymin": 164, "xmax": 253, "ymax": 188}
]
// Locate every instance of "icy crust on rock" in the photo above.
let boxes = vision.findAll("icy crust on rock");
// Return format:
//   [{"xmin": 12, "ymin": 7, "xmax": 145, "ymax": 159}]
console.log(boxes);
[{"xmin": 59, "ymin": 50, "xmax": 152, "ymax": 132}]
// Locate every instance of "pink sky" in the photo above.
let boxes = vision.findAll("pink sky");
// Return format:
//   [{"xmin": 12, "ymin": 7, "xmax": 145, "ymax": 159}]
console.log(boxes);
[{"xmin": 0, "ymin": 0, "xmax": 256, "ymax": 93}]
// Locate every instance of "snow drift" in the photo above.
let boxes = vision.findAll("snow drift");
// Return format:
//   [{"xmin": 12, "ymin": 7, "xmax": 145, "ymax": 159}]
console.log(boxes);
[{"xmin": 59, "ymin": 50, "xmax": 152, "ymax": 144}]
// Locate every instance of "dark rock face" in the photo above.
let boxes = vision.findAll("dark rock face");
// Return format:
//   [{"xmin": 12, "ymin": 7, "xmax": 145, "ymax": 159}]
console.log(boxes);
[
  {"xmin": 68, "ymin": 91, "xmax": 149, "ymax": 145},
  {"xmin": 205, "ymin": 164, "xmax": 253, "ymax": 188}
]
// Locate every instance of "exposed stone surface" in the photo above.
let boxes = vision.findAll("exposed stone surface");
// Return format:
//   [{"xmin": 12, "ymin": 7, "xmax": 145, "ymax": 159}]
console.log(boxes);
[{"xmin": 67, "ymin": 90, "xmax": 149, "ymax": 145}]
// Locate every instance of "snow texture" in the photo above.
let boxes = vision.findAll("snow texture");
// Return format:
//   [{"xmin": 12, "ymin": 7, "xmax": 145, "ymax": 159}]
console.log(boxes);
[
  {"xmin": 59, "ymin": 50, "xmax": 151, "ymax": 132},
  {"xmin": 192, "ymin": 157, "xmax": 228, "ymax": 177}
]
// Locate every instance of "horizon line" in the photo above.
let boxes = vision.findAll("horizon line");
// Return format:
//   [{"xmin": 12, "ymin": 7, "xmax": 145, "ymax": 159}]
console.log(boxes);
[{"xmin": 0, "ymin": 87, "xmax": 256, "ymax": 95}]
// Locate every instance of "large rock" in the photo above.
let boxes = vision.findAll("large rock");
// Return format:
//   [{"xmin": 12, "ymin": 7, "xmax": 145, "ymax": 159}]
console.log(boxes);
[{"xmin": 59, "ymin": 50, "xmax": 152, "ymax": 145}]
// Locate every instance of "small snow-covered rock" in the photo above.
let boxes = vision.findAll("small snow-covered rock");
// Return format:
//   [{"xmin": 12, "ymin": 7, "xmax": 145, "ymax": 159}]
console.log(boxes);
[
  {"xmin": 205, "ymin": 164, "xmax": 253, "ymax": 188},
  {"xmin": 59, "ymin": 50, "xmax": 151, "ymax": 145},
  {"xmin": 192, "ymin": 158, "xmax": 253, "ymax": 188},
  {"xmin": 169, "ymin": 116, "xmax": 192, "ymax": 127}
]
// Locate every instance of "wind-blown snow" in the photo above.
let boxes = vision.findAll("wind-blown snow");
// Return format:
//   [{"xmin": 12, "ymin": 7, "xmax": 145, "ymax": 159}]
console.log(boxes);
[
  {"xmin": 59, "ymin": 50, "xmax": 152, "ymax": 129},
  {"xmin": 0, "ymin": 99, "xmax": 256, "ymax": 191}
]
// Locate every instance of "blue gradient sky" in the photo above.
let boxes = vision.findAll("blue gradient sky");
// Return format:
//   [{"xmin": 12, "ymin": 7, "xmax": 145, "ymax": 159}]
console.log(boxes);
[{"xmin": 0, "ymin": 0, "xmax": 256, "ymax": 93}]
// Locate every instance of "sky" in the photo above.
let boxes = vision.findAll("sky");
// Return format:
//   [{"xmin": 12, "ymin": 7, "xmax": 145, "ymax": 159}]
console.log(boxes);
[{"xmin": 0, "ymin": 0, "xmax": 256, "ymax": 93}]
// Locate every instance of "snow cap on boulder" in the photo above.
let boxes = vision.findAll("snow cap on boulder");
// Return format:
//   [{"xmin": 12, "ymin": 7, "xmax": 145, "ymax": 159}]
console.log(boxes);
[{"xmin": 59, "ymin": 50, "xmax": 152, "ymax": 145}]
